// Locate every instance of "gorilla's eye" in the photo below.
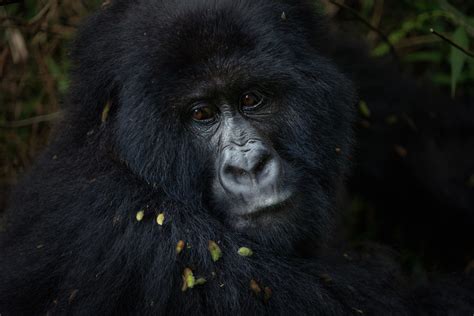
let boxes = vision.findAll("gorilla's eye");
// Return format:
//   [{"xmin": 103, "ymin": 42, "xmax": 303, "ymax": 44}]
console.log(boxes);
[
  {"xmin": 240, "ymin": 92, "xmax": 263, "ymax": 110},
  {"xmin": 191, "ymin": 104, "xmax": 216, "ymax": 122}
]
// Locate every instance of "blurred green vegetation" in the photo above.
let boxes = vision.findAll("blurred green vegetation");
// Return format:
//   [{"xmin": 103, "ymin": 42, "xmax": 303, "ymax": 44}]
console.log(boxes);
[
  {"xmin": 0, "ymin": 0, "xmax": 473, "ymax": 271},
  {"xmin": 325, "ymin": 0, "xmax": 474, "ymax": 275},
  {"xmin": 0, "ymin": 0, "xmax": 102, "ymax": 208},
  {"xmin": 325, "ymin": 0, "xmax": 474, "ymax": 96}
]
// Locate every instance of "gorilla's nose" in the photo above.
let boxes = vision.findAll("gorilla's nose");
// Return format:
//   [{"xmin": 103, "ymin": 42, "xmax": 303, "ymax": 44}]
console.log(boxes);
[{"xmin": 219, "ymin": 140, "xmax": 281, "ymax": 195}]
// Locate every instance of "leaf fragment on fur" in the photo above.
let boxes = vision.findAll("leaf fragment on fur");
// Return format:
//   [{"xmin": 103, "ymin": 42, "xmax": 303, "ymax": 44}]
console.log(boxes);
[
  {"xmin": 68, "ymin": 289, "xmax": 79, "ymax": 304},
  {"xmin": 250, "ymin": 279, "xmax": 261, "ymax": 295},
  {"xmin": 181, "ymin": 268, "xmax": 206, "ymax": 291},
  {"xmin": 156, "ymin": 213, "xmax": 165, "ymax": 225},
  {"xmin": 176, "ymin": 240, "xmax": 185, "ymax": 254},
  {"xmin": 237, "ymin": 247, "xmax": 253, "ymax": 257},
  {"xmin": 264, "ymin": 287, "xmax": 272, "ymax": 303},
  {"xmin": 101, "ymin": 101, "xmax": 111, "ymax": 123},
  {"xmin": 208, "ymin": 240, "xmax": 222, "ymax": 262},
  {"xmin": 195, "ymin": 278, "xmax": 207, "ymax": 285},
  {"xmin": 182, "ymin": 268, "xmax": 195, "ymax": 291},
  {"xmin": 136, "ymin": 210, "xmax": 144, "ymax": 221}
]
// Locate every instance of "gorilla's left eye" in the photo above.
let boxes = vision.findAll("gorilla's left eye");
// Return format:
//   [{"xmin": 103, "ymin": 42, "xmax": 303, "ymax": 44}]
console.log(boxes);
[{"xmin": 240, "ymin": 92, "xmax": 263, "ymax": 110}]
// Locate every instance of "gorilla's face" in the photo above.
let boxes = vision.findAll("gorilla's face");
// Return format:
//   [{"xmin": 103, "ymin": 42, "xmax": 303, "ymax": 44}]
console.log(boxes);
[
  {"xmin": 111, "ymin": 0, "xmax": 356, "ymax": 248},
  {"xmin": 186, "ymin": 74, "xmax": 301, "ymax": 232}
]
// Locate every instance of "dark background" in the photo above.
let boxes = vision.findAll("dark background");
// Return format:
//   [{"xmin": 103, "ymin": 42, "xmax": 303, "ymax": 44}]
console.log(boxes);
[{"xmin": 1, "ymin": 0, "xmax": 473, "ymax": 278}]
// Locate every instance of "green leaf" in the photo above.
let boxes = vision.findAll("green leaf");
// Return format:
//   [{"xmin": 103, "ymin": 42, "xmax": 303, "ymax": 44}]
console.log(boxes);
[
  {"xmin": 181, "ymin": 268, "xmax": 195, "ymax": 291},
  {"xmin": 237, "ymin": 247, "xmax": 254, "ymax": 257},
  {"xmin": 208, "ymin": 240, "xmax": 222, "ymax": 262},
  {"xmin": 195, "ymin": 278, "xmax": 207, "ymax": 286},
  {"xmin": 135, "ymin": 210, "xmax": 144, "ymax": 221},
  {"xmin": 450, "ymin": 27, "xmax": 469, "ymax": 98}
]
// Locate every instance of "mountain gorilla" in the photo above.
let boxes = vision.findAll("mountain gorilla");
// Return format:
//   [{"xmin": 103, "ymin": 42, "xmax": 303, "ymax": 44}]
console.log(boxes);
[{"xmin": 1, "ymin": 0, "xmax": 473, "ymax": 315}]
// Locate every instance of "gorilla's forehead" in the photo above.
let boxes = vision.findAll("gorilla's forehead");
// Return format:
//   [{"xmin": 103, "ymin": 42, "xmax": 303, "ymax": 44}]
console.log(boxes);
[{"xmin": 123, "ymin": 0, "xmax": 309, "ymax": 72}]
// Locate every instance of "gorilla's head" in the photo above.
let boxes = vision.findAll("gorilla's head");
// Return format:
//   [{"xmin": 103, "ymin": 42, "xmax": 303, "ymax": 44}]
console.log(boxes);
[{"xmin": 71, "ymin": 0, "xmax": 356, "ymax": 250}]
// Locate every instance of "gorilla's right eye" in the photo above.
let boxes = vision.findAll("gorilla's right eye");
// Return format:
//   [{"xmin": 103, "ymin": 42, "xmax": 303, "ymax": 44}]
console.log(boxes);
[{"xmin": 191, "ymin": 104, "xmax": 217, "ymax": 122}]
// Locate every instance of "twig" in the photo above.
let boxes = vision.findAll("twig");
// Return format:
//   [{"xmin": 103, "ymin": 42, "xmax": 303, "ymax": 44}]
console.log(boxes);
[
  {"xmin": 430, "ymin": 28, "xmax": 474, "ymax": 58},
  {"xmin": 367, "ymin": 0, "xmax": 384, "ymax": 43},
  {"xmin": 328, "ymin": 0, "xmax": 399, "ymax": 64},
  {"xmin": 0, "ymin": 16, "xmax": 25, "ymax": 24},
  {"xmin": 1, "ymin": 112, "xmax": 62, "ymax": 128},
  {"xmin": 28, "ymin": 0, "xmax": 53, "ymax": 24}
]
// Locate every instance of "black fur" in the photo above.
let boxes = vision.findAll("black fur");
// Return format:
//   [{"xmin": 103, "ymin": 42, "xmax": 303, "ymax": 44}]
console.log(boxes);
[{"xmin": 1, "ymin": 0, "xmax": 473, "ymax": 315}]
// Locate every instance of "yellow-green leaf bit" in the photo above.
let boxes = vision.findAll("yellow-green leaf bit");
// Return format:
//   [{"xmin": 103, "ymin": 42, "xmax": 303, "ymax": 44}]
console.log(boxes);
[
  {"xmin": 156, "ymin": 212, "xmax": 165, "ymax": 225},
  {"xmin": 176, "ymin": 240, "xmax": 185, "ymax": 254},
  {"xmin": 208, "ymin": 240, "xmax": 222, "ymax": 262},
  {"xmin": 237, "ymin": 247, "xmax": 253, "ymax": 257},
  {"xmin": 101, "ymin": 101, "xmax": 111, "ymax": 123},
  {"xmin": 195, "ymin": 278, "xmax": 207, "ymax": 286},
  {"xmin": 181, "ymin": 268, "xmax": 195, "ymax": 291},
  {"xmin": 136, "ymin": 210, "xmax": 144, "ymax": 222}
]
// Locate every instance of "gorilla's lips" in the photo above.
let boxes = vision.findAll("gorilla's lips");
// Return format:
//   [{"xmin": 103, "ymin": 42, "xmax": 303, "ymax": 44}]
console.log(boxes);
[
  {"xmin": 235, "ymin": 189, "xmax": 294, "ymax": 218},
  {"xmin": 240, "ymin": 191, "xmax": 294, "ymax": 219}
]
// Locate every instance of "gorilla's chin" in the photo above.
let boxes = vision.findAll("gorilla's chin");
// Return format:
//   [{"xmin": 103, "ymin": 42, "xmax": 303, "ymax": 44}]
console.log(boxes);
[{"xmin": 229, "ymin": 199, "xmax": 308, "ymax": 254}]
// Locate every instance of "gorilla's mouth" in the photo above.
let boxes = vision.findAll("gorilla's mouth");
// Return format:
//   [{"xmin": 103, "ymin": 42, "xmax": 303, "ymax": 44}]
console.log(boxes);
[
  {"xmin": 240, "ymin": 194, "xmax": 294, "ymax": 220},
  {"xmin": 228, "ymin": 190, "xmax": 296, "ymax": 230},
  {"xmin": 237, "ymin": 189, "xmax": 294, "ymax": 217}
]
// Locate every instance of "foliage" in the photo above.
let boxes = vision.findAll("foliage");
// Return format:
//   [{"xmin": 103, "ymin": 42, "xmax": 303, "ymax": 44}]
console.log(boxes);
[
  {"xmin": 0, "ymin": 0, "xmax": 102, "ymax": 211},
  {"xmin": 327, "ymin": 0, "xmax": 474, "ymax": 97}
]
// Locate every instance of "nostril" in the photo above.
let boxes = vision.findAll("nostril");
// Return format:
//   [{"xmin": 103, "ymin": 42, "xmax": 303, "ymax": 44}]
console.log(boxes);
[
  {"xmin": 224, "ymin": 165, "xmax": 247, "ymax": 178},
  {"xmin": 253, "ymin": 154, "xmax": 271, "ymax": 174}
]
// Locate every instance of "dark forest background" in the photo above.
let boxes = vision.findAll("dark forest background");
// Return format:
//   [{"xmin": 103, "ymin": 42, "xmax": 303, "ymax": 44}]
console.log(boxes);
[{"xmin": 1, "ymin": 0, "xmax": 473, "ymax": 278}]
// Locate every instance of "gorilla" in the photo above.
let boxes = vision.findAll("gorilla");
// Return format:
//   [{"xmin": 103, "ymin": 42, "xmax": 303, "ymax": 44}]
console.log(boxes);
[{"xmin": 1, "ymin": 0, "xmax": 473, "ymax": 315}]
